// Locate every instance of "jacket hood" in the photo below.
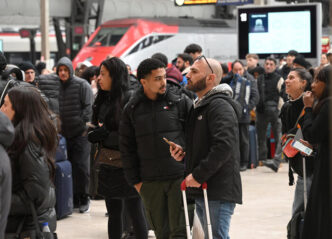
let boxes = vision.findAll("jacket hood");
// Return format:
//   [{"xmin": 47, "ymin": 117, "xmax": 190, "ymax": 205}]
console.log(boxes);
[
  {"xmin": 0, "ymin": 111, "xmax": 14, "ymax": 147},
  {"xmin": 194, "ymin": 83, "xmax": 233, "ymax": 108},
  {"xmin": 56, "ymin": 57, "xmax": 74, "ymax": 78},
  {"xmin": 166, "ymin": 65, "xmax": 183, "ymax": 83}
]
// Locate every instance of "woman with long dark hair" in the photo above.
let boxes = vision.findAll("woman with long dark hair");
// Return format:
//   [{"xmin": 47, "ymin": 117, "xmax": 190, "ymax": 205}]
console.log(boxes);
[
  {"xmin": 1, "ymin": 86, "xmax": 57, "ymax": 235},
  {"xmin": 88, "ymin": 57, "xmax": 147, "ymax": 239},
  {"xmin": 301, "ymin": 65, "xmax": 331, "ymax": 239}
]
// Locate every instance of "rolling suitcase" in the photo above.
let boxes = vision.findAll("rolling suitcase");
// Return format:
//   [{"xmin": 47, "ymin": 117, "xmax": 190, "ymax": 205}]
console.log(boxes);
[
  {"xmin": 55, "ymin": 135, "xmax": 67, "ymax": 162},
  {"xmin": 248, "ymin": 125, "xmax": 258, "ymax": 169},
  {"xmin": 181, "ymin": 181, "xmax": 212, "ymax": 239},
  {"xmin": 55, "ymin": 160, "xmax": 73, "ymax": 219}
]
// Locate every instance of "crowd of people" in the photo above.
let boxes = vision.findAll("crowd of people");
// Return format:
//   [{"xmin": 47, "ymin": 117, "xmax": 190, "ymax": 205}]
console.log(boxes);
[{"xmin": 0, "ymin": 43, "xmax": 331, "ymax": 239}]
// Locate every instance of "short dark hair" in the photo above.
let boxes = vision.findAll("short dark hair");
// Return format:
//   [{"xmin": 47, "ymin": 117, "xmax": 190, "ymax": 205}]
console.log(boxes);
[
  {"xmin": 287, "ymin": 50, "xmax": 298, "ymax": 57},
  {"xmin": 177, "ymin": 53, "xmax": 193, "ymax": 65},
  {"xmin": 184, "ymin": 43, "xmax": 202, "ymax": 54},
  {"xmin": 265, "ymin": 57, "xmax": 277, "ymax": 65},
  {"xmin": 137, "ymin": 58, "xmax": 166, "ymax": 81},
  {"xmin": 221, "ymin": 63, "xmax": 229, "ymax": 74},
  {"xmin": 151, "ymin": 53, "xmax": 168, "ymax": 66},
  {"xmin": 231, "ymin": 60, "xmax": 244, "ymax": 70}
]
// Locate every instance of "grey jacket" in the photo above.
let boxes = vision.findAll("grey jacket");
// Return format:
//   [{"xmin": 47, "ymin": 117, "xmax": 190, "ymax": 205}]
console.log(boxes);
[{"xmin": 0, "ymin": 112, "xmax": 14, "ymax": 238}]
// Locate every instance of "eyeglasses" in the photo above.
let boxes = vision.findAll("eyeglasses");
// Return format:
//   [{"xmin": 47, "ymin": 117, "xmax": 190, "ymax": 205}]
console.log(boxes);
[{"xmin": 196, "ymin": 55, "xmax": 214, "ymax": 74}]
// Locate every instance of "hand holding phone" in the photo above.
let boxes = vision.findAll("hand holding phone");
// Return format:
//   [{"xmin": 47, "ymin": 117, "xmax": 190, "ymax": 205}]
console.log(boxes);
[
  {"xmin": 163, "ymin": 137, "xmax": 185, "ymax": 161},
  {"xmin": 292, "ymin": 140, "xmax": 313, "ymax": 156}
]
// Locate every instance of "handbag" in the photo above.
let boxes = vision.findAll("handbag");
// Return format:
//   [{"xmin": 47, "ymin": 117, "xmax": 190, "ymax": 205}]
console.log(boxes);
[
  {"xmin": 95, "ymin": 145, "xmax": 123, "ymax": 168},
  {"xmin": 281, "ymin": 134, "xmax": 299, "ymax": 158},
  {"xmin": 5, "ymin": 193, "xmax": 56, "ymax": 239}
]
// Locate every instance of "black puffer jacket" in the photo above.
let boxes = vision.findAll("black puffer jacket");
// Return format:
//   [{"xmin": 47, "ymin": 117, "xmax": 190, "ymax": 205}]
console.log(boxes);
[
  {"xmin": 57, "ymin": 57, "xmax": 93, "ymax": 139},
  {"xmin": 185, "ymin": 85, "xmax": 242, "ymax": 203},
  {"xmin": 6, "ymin": 143, "xmax": 56, "ymax": 233},
  {"xmin": 36, "ymin": 73, "xmax": 61, "ymax": 115},
  {"xmin": 119, "ymin": 84, "xmax": 192, "ymax": 186}
]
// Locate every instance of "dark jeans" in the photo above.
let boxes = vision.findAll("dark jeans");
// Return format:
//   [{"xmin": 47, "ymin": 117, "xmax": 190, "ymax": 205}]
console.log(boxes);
[
  {"xmin": 105, "ymin": 197, "xmax": 148, "ymax": 239},
  {"xmin": 256, "ymin": 111, "xmax": 282, "ymax": 162},
  {"xmin": 239, "ymin": 123, "xmax": 249, "ymax": 166},
  {"xmin": 139, "ymin": 178, "xmax": 186, "ymax": 239},
  {"xmin": 66, "ymin": 135, "xmax": 90, "ymax": 198}
]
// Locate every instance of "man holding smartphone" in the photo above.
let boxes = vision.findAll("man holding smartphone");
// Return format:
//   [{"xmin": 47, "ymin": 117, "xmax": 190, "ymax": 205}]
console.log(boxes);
[
  {"xmin": 170, "ymin": 56, "xmax": 242, "ymax": 239},
  {"xmin": 119, "ymin": 58, "xmax": 192, "ymax": 239}
]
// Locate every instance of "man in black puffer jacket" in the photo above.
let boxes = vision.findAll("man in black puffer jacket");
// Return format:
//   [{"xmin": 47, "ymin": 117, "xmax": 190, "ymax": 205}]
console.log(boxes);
[
  {"xmin": 57, "ymin": 57, "xmax": 93, "ymax": 213},
  {"xmin": 119, "ymin": 58, "xmax": 192, "ymax": 239}
]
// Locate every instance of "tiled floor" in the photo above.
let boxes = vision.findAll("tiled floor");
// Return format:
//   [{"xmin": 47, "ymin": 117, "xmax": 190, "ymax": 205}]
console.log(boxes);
[{"xmin": 57, "ymin": 163, "xmax": 294, "ymax": 239}]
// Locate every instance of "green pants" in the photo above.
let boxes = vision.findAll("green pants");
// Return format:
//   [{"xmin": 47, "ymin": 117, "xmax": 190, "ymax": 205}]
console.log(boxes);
[{"xmin": 139, "ymin": 178, "xmax": 186, "ymax": 239}]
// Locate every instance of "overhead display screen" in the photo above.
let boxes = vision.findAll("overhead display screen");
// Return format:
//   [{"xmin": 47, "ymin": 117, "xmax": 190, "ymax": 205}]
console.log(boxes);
[{"xmin": 238, "ymin": 4, "xmax": 321, "ymax": 59}]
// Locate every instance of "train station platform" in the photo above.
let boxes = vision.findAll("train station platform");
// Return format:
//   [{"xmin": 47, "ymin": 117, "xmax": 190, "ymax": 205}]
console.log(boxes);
[{"xmin": 56, "ymin": 163, "xmax": 294, "ymax": 239}]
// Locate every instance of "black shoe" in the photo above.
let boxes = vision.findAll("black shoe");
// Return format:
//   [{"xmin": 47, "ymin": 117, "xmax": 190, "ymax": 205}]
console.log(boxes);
[
  {"xmin": 263, "ymin": 160, "xmax": 279, "ymax": 172},
  {"xmin": 240, "ymin": 165, "xmax": 247, "ymax": 172},
  {"xmin": 79, "ymin": 195, "xmax": 90, "ymax": 213}
]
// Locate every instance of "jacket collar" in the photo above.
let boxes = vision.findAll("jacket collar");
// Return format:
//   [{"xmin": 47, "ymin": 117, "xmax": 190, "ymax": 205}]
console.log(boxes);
[
  {"xmin": 194, "ymin": 84, "xmax": 233, "ymax": 109},
  {"xmin": 129, "ymin": 83, "xmax": 182, "ymax": 108}
]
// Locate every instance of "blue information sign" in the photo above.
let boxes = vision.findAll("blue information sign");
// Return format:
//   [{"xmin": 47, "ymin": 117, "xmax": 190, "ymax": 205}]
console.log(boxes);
[{"xmin": 217, "ymin": 0, "xmax": 253, "ymax": 6}]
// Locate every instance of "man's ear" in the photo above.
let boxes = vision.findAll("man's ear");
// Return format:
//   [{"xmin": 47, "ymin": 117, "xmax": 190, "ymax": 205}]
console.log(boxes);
[
  {"xmin": 207, "ymin": 74, "xmax": 216, "ymax": 84},
  {"xmin": 140, "ymin": 78, "xmax": 146, "ymax": 87}
]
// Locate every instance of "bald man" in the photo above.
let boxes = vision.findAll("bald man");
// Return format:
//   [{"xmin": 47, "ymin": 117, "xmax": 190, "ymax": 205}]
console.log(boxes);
[{"xmin": 170, "ymin": 56, "xmax": 242, "ymax": 239}]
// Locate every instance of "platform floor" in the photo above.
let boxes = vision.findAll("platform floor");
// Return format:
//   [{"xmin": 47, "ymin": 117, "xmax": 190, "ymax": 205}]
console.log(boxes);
[{"xmin": 57, "ymin": 163, "xmax": 295, "ymax": 239}]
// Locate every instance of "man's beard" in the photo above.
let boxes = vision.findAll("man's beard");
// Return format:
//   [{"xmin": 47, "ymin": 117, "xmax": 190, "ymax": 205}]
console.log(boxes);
[{"xmin": 186, "ymin": 77, "xmax": 206, "ymax": 93}]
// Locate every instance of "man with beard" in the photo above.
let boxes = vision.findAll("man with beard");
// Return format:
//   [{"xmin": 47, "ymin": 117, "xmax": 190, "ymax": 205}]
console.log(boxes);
[
  {"xmin": 119, "ymin": 58, "xmax": 191, "ymax": 239},
  {"xmin": 170, "ymin": 56, "xmax": 242, "ymax": 239}
]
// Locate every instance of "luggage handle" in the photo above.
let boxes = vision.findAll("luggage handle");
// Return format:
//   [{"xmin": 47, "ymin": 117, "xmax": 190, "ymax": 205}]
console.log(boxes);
[
  {"xmin": 181, "ymin": 180, "xmax": 207, "ymax": 191},
  {"xmin": 181, "ymin": 180, "xmax": 212, "ymax": 239}
]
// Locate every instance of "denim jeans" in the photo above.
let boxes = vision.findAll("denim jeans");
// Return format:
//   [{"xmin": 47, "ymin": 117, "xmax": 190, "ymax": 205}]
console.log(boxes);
[
  {"xmin": 292, "ymin": 175, "xmax": 313, "ymax": 216},
  {"xmin": 195, "ymin": 199, "xmax": 235, "ymax": 239}
]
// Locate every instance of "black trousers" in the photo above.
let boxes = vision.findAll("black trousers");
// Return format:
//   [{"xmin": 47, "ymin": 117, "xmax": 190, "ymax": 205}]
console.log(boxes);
[
  {"xmin": 256, "ymin": 111, "xmax": 282, "ymax": 162},
  {"xmin": 105, "ymin": 197, "xmax": 148, "ymax": 239},
  {"xmin": 239, "ymin": 123, "xmax": 249, "ymax": 166},
  {"xmin": 66, "ymin": 135, "xmax": 90, "ymax": 197}
]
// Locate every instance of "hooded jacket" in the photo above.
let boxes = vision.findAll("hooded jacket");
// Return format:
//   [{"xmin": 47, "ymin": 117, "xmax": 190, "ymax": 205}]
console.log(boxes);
[
  {"xmin": 0, "ymin": 112, "xmax": 14, "ymax": 238},
  {"xmin": 166, "ymin": 65, "xmax": 183, "ymax": 83},
  {"xmin": 57, "ymin": 57, "xmax": 93, "ymax": 138},
  {"xmin": 185, "ymin": 84, "xmax": 242, "ymax": 203}
]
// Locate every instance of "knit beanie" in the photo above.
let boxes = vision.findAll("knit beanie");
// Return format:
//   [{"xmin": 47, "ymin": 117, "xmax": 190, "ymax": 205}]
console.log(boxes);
[{"xmin": 18, "ymin": 61, "xmax": 36, "ymax": 72}]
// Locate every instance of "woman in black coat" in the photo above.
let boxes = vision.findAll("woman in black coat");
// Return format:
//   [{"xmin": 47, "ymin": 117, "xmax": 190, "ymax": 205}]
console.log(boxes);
[
  {"xmin": 301, "ymin": 65, "xmax": 331, "ymax": 239},
  {"xmin": 1, "ymin": 87, "xmax": 57, "ymax": 234},
  {"xmin": 279, "ymin": 68, "xmax": 314, "ymax": 216},
  {"xmin": 88, "ymin": 57, "xmax": 147, "ymax": 239}
]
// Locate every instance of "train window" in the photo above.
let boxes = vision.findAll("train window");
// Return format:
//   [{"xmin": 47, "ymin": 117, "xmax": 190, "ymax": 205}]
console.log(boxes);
[{"xmin": 89, "ymin": 27, "xmax": 128, "ymax": 47}]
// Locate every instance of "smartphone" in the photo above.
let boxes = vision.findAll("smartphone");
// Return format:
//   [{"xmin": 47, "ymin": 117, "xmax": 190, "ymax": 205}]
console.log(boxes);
[
  {"xmin": 86, "ymin": 122, "xmax": 97, "ymax": 129},
  {"xmin": 163, "ymin": 137, "xmax": 172, "ymax": 146},
  {"xmin": 292, "ymin": 140, "xmax": 313, "ymax": 156}
]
